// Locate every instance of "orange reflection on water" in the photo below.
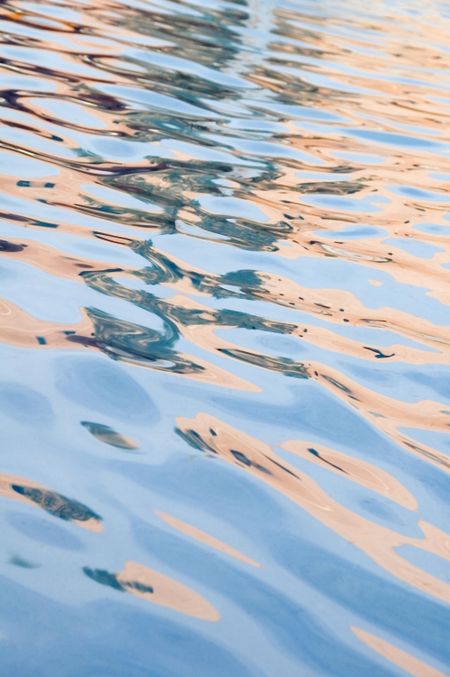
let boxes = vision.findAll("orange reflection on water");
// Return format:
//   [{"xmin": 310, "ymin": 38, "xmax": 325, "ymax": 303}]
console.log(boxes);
[
  {"xmin": 177, "ymin": 413, "xmax": 450, "ymax": 604},
  {"xmin": 259, "ymin": 273, "xmax": 450, "ymax": 355},
  {"xmin": 281, "ymin": 440, "xmax": 417, "ymax": 510},
  {"xmin": 115, "ymin": 561, "xmax": 220, "ymax": 622},
  {"xmin": 0, "ymin": 294, "xmax": 258, "ymax": 392},
  {"xmin": 156, "ymin": 511, "xmax": 260, "ymax": 568},
  {"xmin": 157, "ymin": 282, "xmax": 450, "ymax": 474},
  {"xmin": 0, "ymin": 298, "xmax": 95, "ymax": 350},
  {"xmin": 310, "ymin": 361, "xmax": 450, "ymax": 473},
  {"xmin": 0, "ymin": 236, "xmax": 121, "ymax": 281},
  {"xmin": 0, "ymin": 472, "xmax": 103, "ymax": 532},
  {"xmin": 352, "ymin": 627, "xmax": 447, "ymax": 677}
]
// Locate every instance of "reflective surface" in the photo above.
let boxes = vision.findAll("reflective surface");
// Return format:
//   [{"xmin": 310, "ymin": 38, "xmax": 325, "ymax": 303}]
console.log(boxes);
[{"xmin": 0, "ymin": 0, "xmax": 449, "ymax": 674}]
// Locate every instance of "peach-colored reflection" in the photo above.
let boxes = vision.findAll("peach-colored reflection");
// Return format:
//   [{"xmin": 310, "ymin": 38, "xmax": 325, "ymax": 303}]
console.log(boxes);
[
  {"xmin": 352, "ymin": 627, "xmax": 447, "ymax": 677},
  {"xmin": 282, "ymin": 440, "xmax": 417, "ymax": 510},
  {"xmin": 159, "ymin": 286, "xmax": 450, "ymax": 473},
  {"xmin": 117, "ymin": 561, "xmax": 220, "ymax": 622},
  {"xmin": 310, "ymin": 361, "xmax": 450, "ymax": 473},
  {"xmin": 292, "ymin": 324, "xmax": 447, "ymax": 367},
  {"xmin": 259, "ymin": 274, "xmax": 450, "ymax": 356},
  {"xmin": 156, "ymin": 511, "xmax": 260, "ymax": 568},
  {"xmin": 0, "ymin": 298, "xmax": 95, "ymax": 350},
  {"xmin": 0, "ymin": 295, "xmax": 257, "ymax": 392},
  {"xmin": 0, "ymin": 236, "xmax": 121, "ymax": 282},
  {"xmin": 177, "ymin": 414, "xmax": 450, "ymax": 604},
  {"xmin": 1, "ymin": 0, "xmax": 172, "ymax": 55},
  {"xmin": 143, "ymin": 271, "xmax": 450, "ymax": 475},
  {"xmin": 0, "ymin": 472, "xmax": 102, "ymax": 532},
  {"xmin": 145, "ymin": 245, "xmax": 449, "ymax": 370}
]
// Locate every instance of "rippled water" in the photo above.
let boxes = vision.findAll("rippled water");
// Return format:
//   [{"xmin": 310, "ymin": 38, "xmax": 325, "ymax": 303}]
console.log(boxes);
[{"xmin": 0, "ymin": 0, "xmax": 449, "ymax": 674}]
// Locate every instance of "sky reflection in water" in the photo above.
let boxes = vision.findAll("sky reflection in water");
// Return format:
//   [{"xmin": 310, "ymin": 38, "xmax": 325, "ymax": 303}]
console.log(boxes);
[{"xmin": 0, "ymin": 0, "xmax": 449, "ymax": 674}]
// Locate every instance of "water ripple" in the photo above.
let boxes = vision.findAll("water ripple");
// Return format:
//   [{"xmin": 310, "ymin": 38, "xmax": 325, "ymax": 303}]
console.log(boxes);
[{"xmin": 0, "ymin": 0, "xmax": 449, "ymax": 674}]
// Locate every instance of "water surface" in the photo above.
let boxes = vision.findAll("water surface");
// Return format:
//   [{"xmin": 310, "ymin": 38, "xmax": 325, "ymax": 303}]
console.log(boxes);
[{"xmin": 0, "ymin": 0, "xmax": 449, "ymax": 674}]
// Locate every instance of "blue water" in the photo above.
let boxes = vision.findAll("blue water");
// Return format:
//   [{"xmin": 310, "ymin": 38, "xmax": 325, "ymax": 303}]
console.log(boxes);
[{"xmin": 0, "ymin": 0, "xmax": 449, "ymax": 674}]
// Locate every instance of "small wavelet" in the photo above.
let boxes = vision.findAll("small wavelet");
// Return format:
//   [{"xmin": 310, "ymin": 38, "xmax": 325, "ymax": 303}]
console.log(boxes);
[{"xmin": 0, "ymin": 0, "xmax": 449, "ymax": 674}]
